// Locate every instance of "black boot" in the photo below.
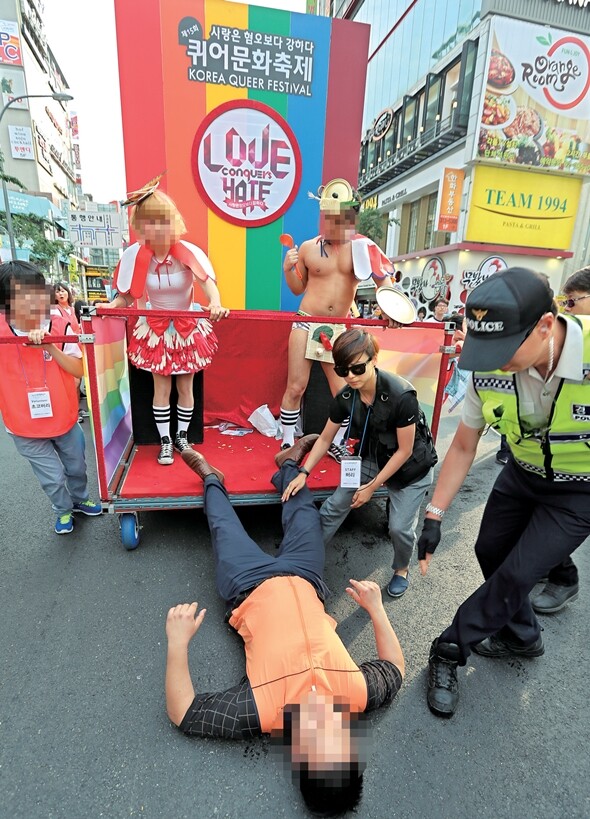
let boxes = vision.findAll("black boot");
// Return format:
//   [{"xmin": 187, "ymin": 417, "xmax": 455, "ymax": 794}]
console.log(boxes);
[{"xmin": 427, "ymin": 639, "xmax": 461, "ymax": 718}]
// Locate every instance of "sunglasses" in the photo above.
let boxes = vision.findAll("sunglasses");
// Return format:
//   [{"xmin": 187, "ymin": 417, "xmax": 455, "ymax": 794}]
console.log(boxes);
[
  {"xmin": 559, "ymin": 294, "xmax": 590, "ymax": 309},
  {"xmin": 334, "ymin": 358, "xmax": 372, "ymax": 378}
]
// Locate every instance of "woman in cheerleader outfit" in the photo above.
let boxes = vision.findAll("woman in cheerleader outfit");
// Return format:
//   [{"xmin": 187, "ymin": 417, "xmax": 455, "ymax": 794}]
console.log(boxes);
[{"xmin": 108, "ymin": 177, "xmax": 229, "ymax": 465}]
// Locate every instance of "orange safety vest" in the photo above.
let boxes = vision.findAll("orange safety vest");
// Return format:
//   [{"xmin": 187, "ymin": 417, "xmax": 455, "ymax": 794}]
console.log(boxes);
[
  {"xmin": 229, "ymin": 576, "xmax": 368, "ymax": 733},
  {"xmin": 0, "ymin": 317, "xmax": 79, "ymax": 437}
]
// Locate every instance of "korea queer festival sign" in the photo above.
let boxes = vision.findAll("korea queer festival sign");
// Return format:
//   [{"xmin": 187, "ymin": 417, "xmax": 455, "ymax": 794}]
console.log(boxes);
[
  {"xmin": 114, "ymin": 0, "xmax": 370, "ymax": 310},
  {"xmin": 476, "ymin": 16, "xmax": 590, "ymax": 175}
]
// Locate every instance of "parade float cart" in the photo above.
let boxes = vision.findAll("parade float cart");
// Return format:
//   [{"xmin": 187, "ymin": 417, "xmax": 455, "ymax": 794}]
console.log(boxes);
[{"xmin": 75, "ymin": 307, "xmax": 453, "ymax": 549}]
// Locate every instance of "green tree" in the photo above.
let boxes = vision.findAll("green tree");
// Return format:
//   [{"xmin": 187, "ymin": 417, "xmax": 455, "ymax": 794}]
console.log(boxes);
[
  {"xmin": 0, "ymin": 211, "xmax": 75, "ymax": 271},
  {"xmin": 357, "ymin": 207, "xmax": 398, "ymax": 250}
]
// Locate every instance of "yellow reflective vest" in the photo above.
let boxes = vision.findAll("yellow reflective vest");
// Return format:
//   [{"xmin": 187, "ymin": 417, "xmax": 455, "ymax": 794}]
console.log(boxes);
[{"xmin": 473, "ymin": 315, "xmax": 590, "ymax": 482}]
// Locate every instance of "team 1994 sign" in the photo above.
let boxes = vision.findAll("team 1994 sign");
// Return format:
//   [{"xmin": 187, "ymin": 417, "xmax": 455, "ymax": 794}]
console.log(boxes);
[{"xmin": 191, "ymin": 100, "xmax": 302, "ymax": 228}]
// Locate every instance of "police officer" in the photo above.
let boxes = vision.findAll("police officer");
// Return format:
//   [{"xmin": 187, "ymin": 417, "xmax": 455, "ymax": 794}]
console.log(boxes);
[{"xmin": 417, "ymin": 268, "xmax": 590, "ymax": 718}]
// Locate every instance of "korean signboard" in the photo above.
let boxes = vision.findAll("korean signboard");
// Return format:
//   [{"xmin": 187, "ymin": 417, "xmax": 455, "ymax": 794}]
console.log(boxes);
[
  {"xmin": 437, "ymin": 168, "xmax": 464, "ymax": 232},
  {"xmin": 0, "ymin": 20, "xmax": 22, "ymax": 66},
  {"xmin": 476, "ymin": 17, "xmax": 590, "ymax": 176},
  {"xmin": 8, "ymin": 125, "xmax": 34, "ymax": 160},
  {"xmin": 114, "ymin": 0, "xmax": 370, "ymax": 310},
  {"xmin": 69, "ymin": 211, "xmax": 122, "ymax": 248},
  {"xmin": 465, "ymin": 165, "xmax": 581, "ymax": 250}
]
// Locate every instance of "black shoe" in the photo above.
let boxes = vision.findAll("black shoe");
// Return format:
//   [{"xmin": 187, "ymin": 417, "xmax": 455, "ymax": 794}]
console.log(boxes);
[
  {"xmin": 427, "ymin": 639, "xmax": 460, "ymax": 718},
  {"xmin": 473, "ymin": 634, "xmax": 544, "ymax": 658},
  {"xmin": 157, "ymin": 436, "xmax": 174, "ymax": 465},
  {"xmin": 174, "ymin": 430, "xmax": 193, "ymax": 453},
  {"xmin": 532, "ymin": 582, "xmax": 579, "ymax": 614}
]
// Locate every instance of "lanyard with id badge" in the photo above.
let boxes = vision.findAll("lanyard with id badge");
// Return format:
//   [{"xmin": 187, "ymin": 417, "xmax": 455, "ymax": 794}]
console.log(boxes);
[
  {"xmin": 17, "ymin": 346, "xmax": 54, "ymax": 419},
  {"xmin": 340, "ymin": 391, "xmax": 372, "ymax": 489}
]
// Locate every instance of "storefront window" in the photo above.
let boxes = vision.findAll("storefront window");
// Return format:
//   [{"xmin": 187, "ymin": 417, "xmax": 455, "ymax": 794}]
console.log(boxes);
[
  {"xmin": 424, "ymin": 193, "xmax": 438, "ymax": 249},
  {"xmin": 424, "ymin": 74, "xmax": 442, "ymax": 135},
  {"xmin": 402, "ymin": 96, "xmax": 417, "ymax": 144},
  {"xmin": 407, "ymin": 200, "xmax": 420, "ymax": 252}
]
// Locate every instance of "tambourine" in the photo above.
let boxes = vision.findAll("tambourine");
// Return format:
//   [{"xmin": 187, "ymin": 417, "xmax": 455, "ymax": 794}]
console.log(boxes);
[{"xmin": 375, "ymin": 286, "xmax": 417, "ymax": 325}]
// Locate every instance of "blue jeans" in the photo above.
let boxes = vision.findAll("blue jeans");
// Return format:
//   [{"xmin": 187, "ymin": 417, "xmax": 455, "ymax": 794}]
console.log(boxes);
[
  {"xmin": 204, "ymin": 461, "xmax": 329, "ymax": 603},
  {"xmin": 320, "ymin": 454, "xmax": 433, "ymax": 570},
  {"xmin": 11, "ymin": 423, "xmax": 89, "ymax": 516}
]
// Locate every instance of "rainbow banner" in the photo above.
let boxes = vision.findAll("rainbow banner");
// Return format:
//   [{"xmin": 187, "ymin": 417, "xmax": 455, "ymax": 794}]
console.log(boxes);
[
  {"xmin": 376, "ymin": 327, "xmax": 445, "ymax": 426},
  {"xmin": 89, "ymin": 316, "xmax": 132, "ymax": 485},
  {"xmin": 114, "ymin": 0, "xmax": 370, "ymax": 311}
]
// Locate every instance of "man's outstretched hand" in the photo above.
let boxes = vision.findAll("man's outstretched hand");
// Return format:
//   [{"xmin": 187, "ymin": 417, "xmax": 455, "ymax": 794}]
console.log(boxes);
[
  {"xmin": 418, "ymin": 519, "xmax": 442, "ymax": 576},
  {"xmin": 346, "ymin": 578, "xmax": 384, "ymax": 615},
  {"xmin": 166, "ymin": 602, "xmax": 206, "ymax": 647}
]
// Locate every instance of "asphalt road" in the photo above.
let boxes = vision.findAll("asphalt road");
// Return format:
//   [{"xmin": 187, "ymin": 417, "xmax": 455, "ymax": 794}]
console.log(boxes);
[{"xmin": 1, "ymin": 410, "xmax": 588, "ymax": 819}]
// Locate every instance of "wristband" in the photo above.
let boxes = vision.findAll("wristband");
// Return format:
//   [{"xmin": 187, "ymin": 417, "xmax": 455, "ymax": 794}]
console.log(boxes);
[
  {"xmin": 299, "ymin": 466, "xmax": 310, "ymax": 477},
  {"xmin": 425, "ymin": 502, "xmax": 445, "ymax": 518}
]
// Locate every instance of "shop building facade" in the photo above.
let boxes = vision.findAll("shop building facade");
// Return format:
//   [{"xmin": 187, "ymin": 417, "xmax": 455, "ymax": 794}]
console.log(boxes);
[{"xmin": 337, "ymin": 0, "xmax": 590, "ymax": 316}]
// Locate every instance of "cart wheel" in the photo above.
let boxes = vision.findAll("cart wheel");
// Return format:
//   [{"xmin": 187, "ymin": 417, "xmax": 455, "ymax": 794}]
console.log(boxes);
[{"xmin": 120, "ymin": 513, "xmax": 140, "ymax": 550}]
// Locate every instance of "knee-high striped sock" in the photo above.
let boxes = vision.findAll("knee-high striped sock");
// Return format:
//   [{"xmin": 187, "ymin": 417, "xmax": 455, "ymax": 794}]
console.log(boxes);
[
  {"xmin": 334, "ymin": 419, "xmax": 350, "ymax": 446},
  {"xmin": 153, "ymin": 405, "xmax": 171, "ymax": 440},
  {"xmin": 280, "ymin": 407, "xmax": 300, "ymax": 447},
  {"xmin": 177, "ymin": 405, "xmax": 193, "ymax": 434}
]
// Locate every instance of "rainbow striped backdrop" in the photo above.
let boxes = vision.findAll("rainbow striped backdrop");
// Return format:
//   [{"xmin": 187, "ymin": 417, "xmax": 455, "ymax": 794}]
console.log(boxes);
[{"xmin": 114, "ymin": 0, "xmax": 370, "ymax": 311}]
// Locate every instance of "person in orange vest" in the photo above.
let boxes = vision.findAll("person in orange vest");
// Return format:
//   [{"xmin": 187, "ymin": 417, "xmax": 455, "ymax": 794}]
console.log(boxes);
[
  {"xmin": 0, "ymin": 261, "xmax": 102, "ymax": 535},
  {"xmin": 165, "ymin": 436, "xmax": 404, "ymax": 816}
]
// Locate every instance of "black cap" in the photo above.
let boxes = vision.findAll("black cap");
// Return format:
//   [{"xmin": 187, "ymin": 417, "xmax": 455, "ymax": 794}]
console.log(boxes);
[{"xmin": 458, "ymin": 267, "xmax": 554, "ymax": 371}]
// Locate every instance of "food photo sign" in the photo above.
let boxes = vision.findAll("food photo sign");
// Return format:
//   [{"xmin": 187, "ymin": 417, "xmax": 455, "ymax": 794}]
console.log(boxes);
[{"xmin": 476, "ymin": 17, "xmax": 590, "ymax": 176}]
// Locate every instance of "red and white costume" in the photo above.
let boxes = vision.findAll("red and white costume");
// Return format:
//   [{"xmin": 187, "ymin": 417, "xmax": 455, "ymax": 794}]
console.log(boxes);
[{"xmin": 113, "ymin": 240, "xmax": 218, "ymax": 376}]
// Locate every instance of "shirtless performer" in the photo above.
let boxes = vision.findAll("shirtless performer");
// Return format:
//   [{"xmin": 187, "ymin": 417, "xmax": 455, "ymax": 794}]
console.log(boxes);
[{"xmin": 279, "ymin": 179, "xmax": 395, "ymax": 460}]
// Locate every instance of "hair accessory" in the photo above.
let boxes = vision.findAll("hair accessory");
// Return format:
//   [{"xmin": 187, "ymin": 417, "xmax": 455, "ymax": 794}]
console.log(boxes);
[
  {"xmin": 308, "ymin": 178, "xmax": 361, "ymax": 213},
  {"xmin": 121, "ymin": 171, "xmax": 167, "ymax": 207}
]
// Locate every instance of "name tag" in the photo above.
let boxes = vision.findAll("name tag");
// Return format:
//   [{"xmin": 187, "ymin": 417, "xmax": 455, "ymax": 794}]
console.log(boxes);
[
  {"xmin": 28, "ymin": 389, "xmax": 53, "ymax": 419},
  {"xmin": 340, "ymin": 456, "xmax": 362, "ymax": 488}
]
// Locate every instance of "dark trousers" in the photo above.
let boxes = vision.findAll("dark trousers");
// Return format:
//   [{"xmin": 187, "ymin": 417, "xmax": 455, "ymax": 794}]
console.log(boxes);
[
  {"xmin": 499, "ymin": 439, "xmax": 578, "ymax": 586},
  {"xmin": 440, "ymin": 461, "xmax": 590, "ymax": 663},
  {"xmin": 204, "ymin": 461, "xmax": 329, "ymax": 604}
]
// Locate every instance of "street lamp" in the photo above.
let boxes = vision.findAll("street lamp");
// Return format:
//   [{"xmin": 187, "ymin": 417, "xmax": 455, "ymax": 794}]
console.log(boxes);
[{"xmin": 0, "ymin": 91, "xmax": 74, "ymax": 261}]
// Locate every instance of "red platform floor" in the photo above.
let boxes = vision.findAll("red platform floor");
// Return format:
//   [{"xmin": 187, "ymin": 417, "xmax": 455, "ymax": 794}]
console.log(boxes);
[{"xmin": 114, "ymin": 428, "xmax": 343, "ymax": 507}]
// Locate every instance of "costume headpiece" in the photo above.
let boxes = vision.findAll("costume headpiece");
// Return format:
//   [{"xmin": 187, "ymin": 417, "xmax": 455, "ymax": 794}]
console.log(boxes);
[
  {"xmin": 121, "ymin": 171, "xmax": 167, "ymax": 207},
  {"xmin": 308, "ymin": 178, "xmax": 361, "ymax": 213}
]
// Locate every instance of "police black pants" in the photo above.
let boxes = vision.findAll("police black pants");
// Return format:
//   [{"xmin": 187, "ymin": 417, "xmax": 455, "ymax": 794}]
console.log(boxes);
[{"xmin": 439, "ymin": 460, "xmax": 590, "ymax": 663}]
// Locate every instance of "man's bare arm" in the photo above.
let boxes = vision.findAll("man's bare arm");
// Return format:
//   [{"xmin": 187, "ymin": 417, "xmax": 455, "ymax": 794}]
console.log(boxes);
[
  {"xmin": 346, "ymin": 579, "xmax": 405, "ymax": 676},
  {"xmin": 165, "ymin": 602, "xmax": 207, "ymax": 725}
]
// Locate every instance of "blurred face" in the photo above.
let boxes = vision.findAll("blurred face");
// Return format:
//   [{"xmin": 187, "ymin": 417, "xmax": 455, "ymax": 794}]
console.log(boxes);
[
  {"xmin": 499, "ymin": 315, "xmax": 554, "ymax": 373},
  {"xmin": 11, "ymin": 282, "xmax": 51, "ymax": 331},
  {"xmin": 55, "ymin": 286, "xmax": 70, "ymax": 305},
  {"xmin": 320, "ymin": 210, "xmax": 357, "ymax": 243},
  {"xmin": 434, "ymin": 301, "xmax": 448, "ymax": 321},
  {"xmin": 289, "ymin": 693, "xmax": 361, "ymax": 771},
  {"xmin": 135, "ymin": 213, "xmax": 183, "ymax": 249},
  {"xmin": 561, "ymin": 290, "xmax": 590, "ymax": 316}
]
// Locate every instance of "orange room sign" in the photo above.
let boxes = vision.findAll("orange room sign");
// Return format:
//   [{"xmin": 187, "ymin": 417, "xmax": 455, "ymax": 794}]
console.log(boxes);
[{"xmin": 437, "ymin": 168, "xmax": 464, "ymax": 232}]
